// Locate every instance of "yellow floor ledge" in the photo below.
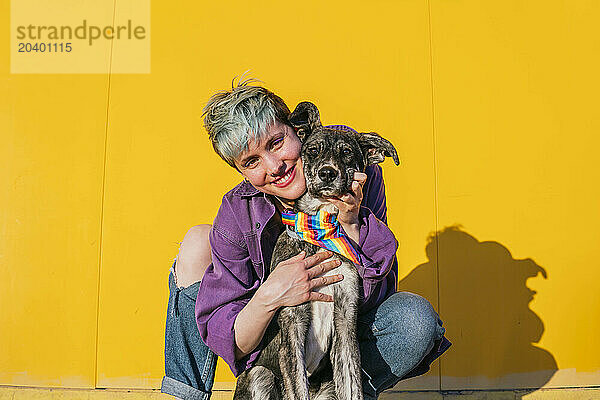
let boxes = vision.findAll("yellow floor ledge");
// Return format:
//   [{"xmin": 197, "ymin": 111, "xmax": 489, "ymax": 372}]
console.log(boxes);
[{"xmin": 1, "ymin": 387, "xmax": 599, "ymax": 400}]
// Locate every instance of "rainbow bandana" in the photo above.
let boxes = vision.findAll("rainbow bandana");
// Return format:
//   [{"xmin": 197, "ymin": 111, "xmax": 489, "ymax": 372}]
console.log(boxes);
[{"xmin": 281, "ymin": 209, "xmax": 361, "ymax": 265}]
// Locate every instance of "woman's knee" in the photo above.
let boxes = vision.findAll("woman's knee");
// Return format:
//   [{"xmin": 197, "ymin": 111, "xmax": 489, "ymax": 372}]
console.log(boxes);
[
  {"xmin": 379, "ymin": 292, "xmax": 441, "ymax": 337},
  {"xmin": 374, "ymin": 292, "xmax": 443, "ymax": 374},
  {"xmin": 174, "ymin": 224, "xmax": 212, "ymax": 288}
]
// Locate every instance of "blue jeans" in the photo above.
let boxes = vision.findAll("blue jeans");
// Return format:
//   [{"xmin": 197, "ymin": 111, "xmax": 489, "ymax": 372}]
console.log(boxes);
[
  {"xmin": 162, "ymin": 263, "xmax": 450, "ymax": 399},
  {"xmin": 162, "ymin": 265, "xmax": 217, "ymax": 400}
]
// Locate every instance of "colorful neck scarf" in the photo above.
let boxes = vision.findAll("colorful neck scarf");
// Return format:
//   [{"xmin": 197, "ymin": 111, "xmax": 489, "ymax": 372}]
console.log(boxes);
[{"xmin": 281, "ymin": 209, "xmax": 361, "ymax": 265}]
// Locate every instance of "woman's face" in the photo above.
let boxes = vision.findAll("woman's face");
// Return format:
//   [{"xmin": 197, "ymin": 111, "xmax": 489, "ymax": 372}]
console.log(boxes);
[{"xmin": 234, "ymin": 119, "xmax": 306, "ymax": 202}]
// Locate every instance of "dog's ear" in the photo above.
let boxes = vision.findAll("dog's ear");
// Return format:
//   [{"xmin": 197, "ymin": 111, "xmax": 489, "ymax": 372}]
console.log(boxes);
[
  {"xmin": 288, "ymin": 101, "xmax": 322, "ymax": 142},
  {"xmin": 356, "ymin": 132, "xmax": 400, "ymax": 166}
]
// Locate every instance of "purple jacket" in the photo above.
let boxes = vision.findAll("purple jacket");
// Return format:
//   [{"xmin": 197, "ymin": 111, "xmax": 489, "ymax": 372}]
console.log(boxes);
[{"xmin": 195, "ymin": 129, "xmax": 399, "ymax": 377}]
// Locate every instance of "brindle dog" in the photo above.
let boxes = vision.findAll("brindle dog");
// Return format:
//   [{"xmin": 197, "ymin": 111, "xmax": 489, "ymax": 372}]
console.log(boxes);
[{"xmin": 233, "ymin": 102, "xmax": 399, "ymax": 400}]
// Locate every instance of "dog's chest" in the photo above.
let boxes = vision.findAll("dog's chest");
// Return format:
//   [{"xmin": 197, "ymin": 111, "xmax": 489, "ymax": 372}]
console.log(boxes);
[
  {"xmin": 304, "ymin": 259, "xmax": 357, "ymax": 376},
  {"xmin": 304, "ymin": 292, "xmax": 333, "ymax": 376}
]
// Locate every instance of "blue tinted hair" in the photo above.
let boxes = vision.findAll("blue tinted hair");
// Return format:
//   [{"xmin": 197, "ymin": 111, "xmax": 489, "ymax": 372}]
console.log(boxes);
[{"xmin": 202, "ymin": 77, "xmax": 291, "ymax": 168}]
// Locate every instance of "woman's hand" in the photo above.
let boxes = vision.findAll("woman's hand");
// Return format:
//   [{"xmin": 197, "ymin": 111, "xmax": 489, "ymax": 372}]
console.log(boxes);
[
  {"xmin": 256, "ymin": 250, "xmax": 344, "ymax": 312},
  {"xmin": 326, "ymin": 171, "xmax": 367, "ymax": 243},
  {"xmin": 234, "ymin": 250, "xmax": 343, "ymax": 359}
]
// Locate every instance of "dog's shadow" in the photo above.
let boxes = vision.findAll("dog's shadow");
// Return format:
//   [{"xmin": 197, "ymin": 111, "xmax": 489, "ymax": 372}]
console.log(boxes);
[{"xmin": 396, "ymin": 225, "xmax": 557, "ymax": 396}]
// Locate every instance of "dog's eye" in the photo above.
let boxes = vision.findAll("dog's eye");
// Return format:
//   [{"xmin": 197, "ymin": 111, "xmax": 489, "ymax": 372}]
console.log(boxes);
[{"xmin": 341, "ymin": 148, "xmax": 351, "ymax": 156}]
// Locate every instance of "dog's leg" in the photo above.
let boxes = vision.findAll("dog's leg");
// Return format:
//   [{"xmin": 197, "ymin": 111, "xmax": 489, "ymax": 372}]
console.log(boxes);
[
  {"xmin": 331, "ymin": 267, "xmax": 363, "ymax": 400},
  {"xmin": 234, "ymin": 366, "xmax": 280, "ymax": 400},
  {"xmin": 233, "ymin": 370, "xmax": 252, "ymax": 400},
  {"xmin": 278, "ymin": 304, "xmax": 311, "ymax": 400},
  {"xmin": 312, "ymin": 380, "xmax": 337, "ymax": 400}
]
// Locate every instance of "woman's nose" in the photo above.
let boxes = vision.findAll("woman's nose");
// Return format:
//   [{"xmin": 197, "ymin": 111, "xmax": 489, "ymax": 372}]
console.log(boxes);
[{"xmin": 265, "ymin": 155, "xmax": 286, "ymax": 177}]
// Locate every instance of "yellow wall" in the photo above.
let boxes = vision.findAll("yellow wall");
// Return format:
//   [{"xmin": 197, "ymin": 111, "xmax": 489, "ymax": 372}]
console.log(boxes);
[{"xmin": 1, "ymin": 0, "xmax": 599, "ymax": 394}]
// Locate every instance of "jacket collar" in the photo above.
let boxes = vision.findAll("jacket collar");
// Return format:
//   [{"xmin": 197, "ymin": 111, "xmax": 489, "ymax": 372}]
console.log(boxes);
[{"xmin": 232, "ymin": 179, "xmax": 261, "ymax": 197}]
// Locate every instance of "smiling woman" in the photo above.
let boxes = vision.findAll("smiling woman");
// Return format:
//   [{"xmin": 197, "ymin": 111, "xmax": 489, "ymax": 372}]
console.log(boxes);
[{"xmin": 161, "ymin": 78, "xmax": 450, "ymax": 400}]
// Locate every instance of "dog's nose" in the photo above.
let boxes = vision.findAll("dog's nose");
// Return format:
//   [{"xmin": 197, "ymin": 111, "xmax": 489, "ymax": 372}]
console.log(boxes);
[{"xmin": 318, "ymin": 166, "xmax": 338, "ymax": 183}]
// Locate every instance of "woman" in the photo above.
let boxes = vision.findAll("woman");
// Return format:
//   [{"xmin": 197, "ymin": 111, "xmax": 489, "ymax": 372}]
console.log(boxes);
[{"xmin": 162, "ymin": 79, "xmax": 451, "ymax": 400}]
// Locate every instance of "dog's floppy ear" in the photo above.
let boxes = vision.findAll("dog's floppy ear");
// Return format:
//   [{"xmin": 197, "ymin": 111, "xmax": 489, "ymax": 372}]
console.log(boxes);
[
  {"xmin": 356, "ymin": 132, "xmax": 400, "ymax": 166},
  {"xmin": 288, "ymin": 101, "xmax": 322, "ymax": 142}
]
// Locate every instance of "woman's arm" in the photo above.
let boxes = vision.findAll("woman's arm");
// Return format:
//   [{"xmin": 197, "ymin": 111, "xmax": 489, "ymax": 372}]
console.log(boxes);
[{"xmin": 232, "ymin": 289, "xmax": 276, "ymax": 359}]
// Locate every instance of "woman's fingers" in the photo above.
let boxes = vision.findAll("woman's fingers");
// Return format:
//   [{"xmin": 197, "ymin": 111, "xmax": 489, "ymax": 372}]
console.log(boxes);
[
  {"xmin": 308, "ymin": 273, "xmax": 344, "ymax": 291},
  {"xmin": 306, "ymin": 252, "xmax": 344, "ymax": 300},
  {"xmin": 354, "ymin": 171, "xmax": 367, "ymax": 184},
  {"xmin": 325, "ymin": 172, "xmax": 367, "ymax": 221},
  {"xmin": 302, "ymin": 250, "xmax": 333, "ymax": 268},
  {"xmin": 307, "ymin": 257, "xmax": 340, "ymax": 279},
  {"xmin": 276, "ymin": 250, "xmax": 344, "ymax": 304},
  {"xmin": 307, "ymin": 291, "xmax": 334, "ymax": 302},
  {"xmin": 281, "ymin": 250, "xmax": 306, "ymax": 265},
  {"xmin": 326, "ymin": 196, "xmax": 345, "ymax": 208}
]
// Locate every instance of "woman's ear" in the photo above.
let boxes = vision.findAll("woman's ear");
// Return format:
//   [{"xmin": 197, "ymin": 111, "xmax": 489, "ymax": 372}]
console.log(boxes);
[{"xmin": 288, "ymin": 101, "xmax": 322, "ymax": 142}]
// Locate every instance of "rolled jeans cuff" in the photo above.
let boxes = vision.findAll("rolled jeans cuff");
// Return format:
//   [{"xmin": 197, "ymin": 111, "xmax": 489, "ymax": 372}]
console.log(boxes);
[{"xmin": 161, "ymin": 376, "xmax": 211, "ymax": 400}]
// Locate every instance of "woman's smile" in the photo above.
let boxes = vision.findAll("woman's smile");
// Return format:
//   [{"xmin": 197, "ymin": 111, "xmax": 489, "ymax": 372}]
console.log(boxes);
[{"xmin": 272, "ymin": 165, "xmax": 297, "ymax": 188}]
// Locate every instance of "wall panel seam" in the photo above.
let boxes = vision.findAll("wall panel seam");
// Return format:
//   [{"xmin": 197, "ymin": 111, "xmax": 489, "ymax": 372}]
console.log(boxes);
[
  {"xmin": 426, "ymin": 0, "xmax": 442, "ymax": 391},
  {"xmin": 94, "ymin": 0, "xmax": 118, "ymax": 389}
]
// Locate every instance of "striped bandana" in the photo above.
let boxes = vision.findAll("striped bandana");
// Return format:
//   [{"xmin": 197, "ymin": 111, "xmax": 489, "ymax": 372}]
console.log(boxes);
[{"xmin": 281, "ymin": 209, "xmax": 361, "ymax": 265}]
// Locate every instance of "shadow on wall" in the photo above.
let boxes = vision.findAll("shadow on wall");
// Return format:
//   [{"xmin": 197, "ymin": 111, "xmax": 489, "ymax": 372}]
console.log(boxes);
[{"xmin": 398, "ymin": 225, "xmax": 557, "ymax": 396}]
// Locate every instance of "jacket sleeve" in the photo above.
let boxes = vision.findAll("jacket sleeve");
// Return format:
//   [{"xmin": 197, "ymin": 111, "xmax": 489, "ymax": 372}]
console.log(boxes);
[
  {"xmin": 195, "ymin": 206, "xmax": 263, "ymax": 377},
  {"xmin": 349, "ymin": 164, "xmax": 399, "ymax": 311}
]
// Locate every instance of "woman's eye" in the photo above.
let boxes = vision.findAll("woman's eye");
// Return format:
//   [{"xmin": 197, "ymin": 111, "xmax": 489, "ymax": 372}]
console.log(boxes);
[
  {"xmin": 272, "ymin": 137, "xmax": 284, "ymax": 148},
  {"xmin": 244, "ymin": 158, "xmax": 258, "ymax": 168}
]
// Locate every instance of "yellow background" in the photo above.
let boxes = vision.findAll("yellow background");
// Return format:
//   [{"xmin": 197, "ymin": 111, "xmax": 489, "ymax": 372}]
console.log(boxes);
[{"xmin": 1, "ymin": 0, "xmax": 599, "ymax": 395}]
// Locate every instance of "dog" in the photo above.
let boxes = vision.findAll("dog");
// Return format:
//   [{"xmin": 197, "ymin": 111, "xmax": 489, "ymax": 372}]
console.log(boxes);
[{"xmin": 233, "ymin": 101, "xmax": 399, "ymax": 400}]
